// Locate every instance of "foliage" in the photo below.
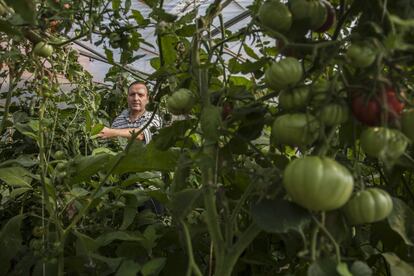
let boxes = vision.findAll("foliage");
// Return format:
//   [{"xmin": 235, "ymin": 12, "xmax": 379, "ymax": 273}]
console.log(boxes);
[{"xmin": 1, "ymin": 0, "xmax": 414, "ymax": 275}]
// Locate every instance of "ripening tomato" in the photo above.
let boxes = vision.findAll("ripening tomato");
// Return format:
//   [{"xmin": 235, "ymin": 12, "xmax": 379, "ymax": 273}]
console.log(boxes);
[
  {"xmin": 316, "ymin": 0, "xmax": 336, "ymax": 32},
  {"xmin": 271, "ymin": 113, "xmax": 320, "ymax": 147},
  {"xmin": 265, "ymin": 57, "xmax": 303, "ymax": 91},
  {"xmin": 258, "ymin": 0, "xmax": 292, "ymax": 33},
  {"xmin": 343, "ymin": 188, "xmax": 393, "ymax": 225},
  {"xmin": 283, "ymin": 156, "xmax": 354, "ymax": 211},
  {"xmin": 360, "ymin": 127, "xmax": 408, "ymax": 161},
  {"xmin": 351, "ymin": 88, "xmax": 405, "ymax": 126}
]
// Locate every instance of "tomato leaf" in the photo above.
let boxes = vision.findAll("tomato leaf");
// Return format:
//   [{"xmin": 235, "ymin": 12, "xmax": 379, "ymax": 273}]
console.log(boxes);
[
  {"xmin": 168, "ymin": 188, "xmax": 201, "ymax": 220},
  {"xmin": 0, "ymin": 214, "xmax": 25, "ymax": 276},
  {"xmin": 0, "ymin": 166, "xmax": 32, "ymax": 187},
  {"xmin": 115, "ymin": 259, "xmax": 141, "ymax": 276},
  {"xmin": 251, "ymin": 199, "xmax": 311, "ymax": 233},
  {"xmin": 382, "ymin": 252, "xmax": 414, "ymax": 275},
  {"xmin": 387, "ymin": 197, "xmax": 414, "ymax": 246},
  {"xmin": 141, "ymin": 258, "xmax": 166, "ymax": 276}
]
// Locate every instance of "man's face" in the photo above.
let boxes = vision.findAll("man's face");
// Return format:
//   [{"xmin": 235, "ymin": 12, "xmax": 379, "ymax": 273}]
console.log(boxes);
[{"xmin": 127, "ymin": 83, "xmax": 149, "ymax": 114}]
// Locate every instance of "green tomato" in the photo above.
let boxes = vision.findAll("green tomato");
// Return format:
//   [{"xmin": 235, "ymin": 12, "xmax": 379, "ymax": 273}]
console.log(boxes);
[
  {"xmin": 32, "ymin": 226, "xmax": 45, "ymax": 238},
  {"xmin": 258, "ymin": 0, "xmax": 292, "ymax": 33},
  {"xmin": 402, "ymin": 109, "xmax": 414, "ymax": 142},
  {"xmin": 318, "ymin": 103, "xmax": 349, "ymax": 126},
  {"xmin": 284, "ymin": 156, "xmax": 354, "ymax": 211},
  {"xmin": 346, "ymin": 44, "xmax": 376, "ymax": 68},
  {"xmin": 360, "ymin": 127, "xmax": 408, "ymax": 161},
  {"xmin": 271, "ymin": 113, "xmax": 320, "ymax": 147},
  {"xmin": 265, "ymin": 57, "xmax": 303, "ymax": 91},
  {"xmin": 166, "ymin": 88, "xmax": 195, "ymax": 115},
  {"xmin": 54, "ymin": 150, "xmax": 65, "ymax": 160},
  {"xmin": 289, "ymin": 0, "xmax": 327, "ymax": 30},
  {"xmin": 278, "ymin": 86, "xmax": 310, "ymax": 111},
  {"xmin": 343, "ymin": 188, "xmax": 393, "ymax": 224},
  {"xmin": 33, "ymin": 42, "xmax": 54, "ymax": 58}
]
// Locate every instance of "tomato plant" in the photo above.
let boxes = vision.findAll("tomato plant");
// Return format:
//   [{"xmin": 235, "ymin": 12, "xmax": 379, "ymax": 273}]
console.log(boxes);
[
  {"xmin": 278, "ymin": 86, "xmax": 310, "ymax": 111},
  {"xmin": 346, "ymin": 43, "xmax": 376, "ymax": 68},
  {"xmin": 289, "ymin": 0, "xmax": 327, "ymax": 31},
  {"xmin": 360, "ymin": 127, "xmax": 408, "ymax": 161},
  {"xmin": 258, "ymin": 0, "xmax": 292, "ymax": 33},
  {"xmin": 351, "ymin": 88, "xmax": 405, "ymax": 126},
  {"xmin": 265, "ymin": 57, "xmax": 303, "ymax": 90},
  {"xmin": 33, "ymin": 42, "xmax": 54, "ymax": 58},
  {"xmin": 318, "ymin": 102, "xmax": 349, "ymax": 126},
  {"xmin": 283, "ymin": 156, "xmax": 354, "ymax": 211},
  {"xmin": 343, "ymin": 188, "xmax": 393, "ymax": 224},
  {"xmin": 166, "ymin": 88, "xmax": 195, "ymax": 115},
  {"xmin": 271, "ymin": 113, "xmax": 320, "ymax": 146}
]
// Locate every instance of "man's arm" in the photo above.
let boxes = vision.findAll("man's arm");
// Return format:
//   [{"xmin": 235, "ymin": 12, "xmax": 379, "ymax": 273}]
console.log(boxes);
[{"xmin": 97, "ymin": 127, "xmax": 144, "ymax": 140}]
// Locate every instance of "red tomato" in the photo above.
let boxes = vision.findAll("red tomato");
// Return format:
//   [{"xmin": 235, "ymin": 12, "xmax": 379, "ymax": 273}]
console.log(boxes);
[{"xmin": 351, "ymin": 88, "xmax": 404, "ymax": 126}]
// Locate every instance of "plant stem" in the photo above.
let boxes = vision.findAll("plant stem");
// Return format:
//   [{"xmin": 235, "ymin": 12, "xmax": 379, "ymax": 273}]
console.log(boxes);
[
  {"xmin": 310, "ymin": 223, "xmax": 319, "ymax": 261},
  {"xmin": 312, "ymin": 214, "xmax": 341, "ymax": 263},
  {"xmin": 181, "ymin": 220, "xmax": 203, "ymax": 276}
]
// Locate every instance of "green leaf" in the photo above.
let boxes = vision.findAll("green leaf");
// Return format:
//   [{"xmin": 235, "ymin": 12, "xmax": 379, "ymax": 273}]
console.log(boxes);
[
  {"xmin": 141, "ymin": 257, "xmax": 166, "ymax": 276},
  {"xmin": 120, "ymin": 194, "xmax": 140, "ymax": 230},
  {"xmin": 200, "ymin": 105, "xmax": 222, "ymax": 142},
  {"xmin": 116, "ymin": 259, "xmax": 141, "ymax": 276},
  {"xmin": 387, "ymin": 197, "xmax": 414, "ymax": 246},
  {"xmin": 14, "ymin": 120, "xmax": 39, "ymax": 140},
  {"xmin": 5, "ymin": 0, "xmax": 37, "ymax": 24},
  {"xmin": 382, "ymin": 252, "xmax": 414, "ymax": 276},
  {"xmin": 0, "ymin": 20, "xmax": 22, "ymax": 36},
  {"xmin": 91, "ymin": 123, "xmax": 104, "ymax": 136},
  {"xmin": 0, "ymin": 166, "xmax": 32, "ymax": 187},
  {"xmin": 308, "ymin": 258, "xmax": 339, "ymax": 276},
  {"xmin": 350, "ymin": 261, "xmax": 373, "ymax": 276},
  {"xmin": 131, "ymin": 10, "xmax": 148, "ymax": 26},
  {"xmin": 251, "ymin": 199, "xmax": 311, "ymax": 233},
  {"xmin": 0, "ymin": 214, "xmax": 25, "ymax": 276},
  {"xmin": 10, "ymin": 187, "xmax": 32, "ymax": 198},
  {"xmin": 69, "ymin": 153, "xmax": 112, "ymax": 184},
  {"xmin": 169, "ymin": 189, "xmax": 201, "ymax": 220},
  {"xmin": 95, "ymin": 231, "xmax": 146, "ymax": 248},
  {"xmin": 243, "ymin": 44, "xmax": 259, "ymax": 60},
  {"xmin": 153, "ymin": 119, "xmax": 196, "ymax": 150},
  {"xmin": 0, "ymin": 155, "xmax": 37, "ymax": 168},
  {"xmin": 112, "ymin": 143, "xmax": 179, "ymax": 174},
  {"xmin": 160, "ymin": 35, "xmax": 178, "ymax": 66},
  {"xmin": 105, "ymin": 47, "xmax": 114, "ymax": 63}
]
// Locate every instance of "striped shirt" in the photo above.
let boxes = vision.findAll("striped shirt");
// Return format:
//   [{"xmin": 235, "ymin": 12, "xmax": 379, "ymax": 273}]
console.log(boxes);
[{"xmin": 111, "ymin": 109, "xmax": 162, "ymax": 144}]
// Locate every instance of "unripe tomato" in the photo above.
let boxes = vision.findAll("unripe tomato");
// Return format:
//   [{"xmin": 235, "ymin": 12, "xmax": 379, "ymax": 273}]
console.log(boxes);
[
  {"xmin": 351, "ymin": 88, "xmax": 405, "ymax": 126},
  {"xmin": 402, "ymin": 109, "xmax": 414, "ymax": 142},
  {"xmin": 271, "ymin": 113, "xmax": 320, "ymax": 147},
  {"xmin": 315, "ymin": 0, "xmax": 336, "ymax": 32},
  {"xmin": 54, "ymin": 150, "xmax": 65, "ymax": 160},
  {"xmin": 278, "ymin": 86, "xmax": 310, "ymax": 111},
  {"xmin": 258, "ymin": 0, "xmax": 292, "ymax": 33},
  {"xmin": 265, "ymin": 57, "xmax": 303, "ymax": 91},
  {"xmin": 346, "ymin": 44, "xmax": 376, "ymax": 68},
  {"xmin": 166, "ymin": 88, "xmax": 195, "ymax": 115},
  {"xmin": 283, "ymin": 156, "xmax": 354, "ymax": 211},
  {"xmin": 32, "ymin": 226, "xmax": 45, "ymax": 238},
  {"xmin": 310, "ymin": 79, "xmax": 330, "ymax": 107},
  {"xmin": 360, "ymin": 127, "xmax": 408, "ymax": 161},
  {"xmin": 318, "ymin": 103, "xmax": 349, "ymax": 126},
  {"xmin": 33, "ymin": 42, "xmax": 54, "ymax": 58},
  {"xmin": 343, "ymin": 188, "xmax": 393, "ymax": 224},
  {"xmin": 289, "ymin": 0, "xmax": 327, "ymax": 30}
]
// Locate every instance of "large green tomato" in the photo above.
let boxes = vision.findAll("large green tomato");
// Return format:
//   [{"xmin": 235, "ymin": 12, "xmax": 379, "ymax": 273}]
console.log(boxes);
[
  {"xmin": 33, "ymin": 42, "xmax": 54, "ymax": 58},
  {"xmin": 283, "ymin": 156, "xmax": 354, "ymax": 211},
  {"xmin": 265, "ymin": 57, "xmax": 303, "ymax": 90},
  {"xmin": 258, "ymin": 0, "xmax": 292, "ymax": 33},
  {"xmin": 271, "ymin": 113, "xmax": 320, "ymax": 147},
  {"xmin": 289, "ymin": 0, "xmax": 327, "ymax": 30},
  {"xmin": 278, "ymin": 86, "xmax": 310, "ymax": 111},
  {"xmin": 166, "ymin": 88, "xmax": 195, "ymax": 115},
  {"xmin": 318, "ymin": 103, "xmax": 349, "ymax": 126},
  {"xmin": 310, "ymin": 78, "xmax": 330, "ymax": 106},
  {"xmin": 343, "ymin": 188, "xmax": 393, "ymax": 225},
  {"xmin": 402, "ymin": 109, "xmax": 414, "ymax": 142},
  {"xmin": 360, "ymin": 127, "xmax": 408, "ymax": 161},
  {"xmin": 346, "ymin": 44, "xmax": 376, "ymax": 68}
]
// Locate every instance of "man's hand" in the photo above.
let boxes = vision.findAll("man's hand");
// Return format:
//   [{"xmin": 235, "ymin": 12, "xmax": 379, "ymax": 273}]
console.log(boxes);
[{"xmin": 97, "ymin": 127, "xmax": 144, "ymax": 141}]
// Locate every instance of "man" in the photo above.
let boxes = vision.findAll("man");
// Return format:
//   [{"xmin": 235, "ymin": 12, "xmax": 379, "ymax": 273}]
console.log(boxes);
[{"xmin": 98, "ymin": 81, "xmax": 162, "ymax": 143}]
